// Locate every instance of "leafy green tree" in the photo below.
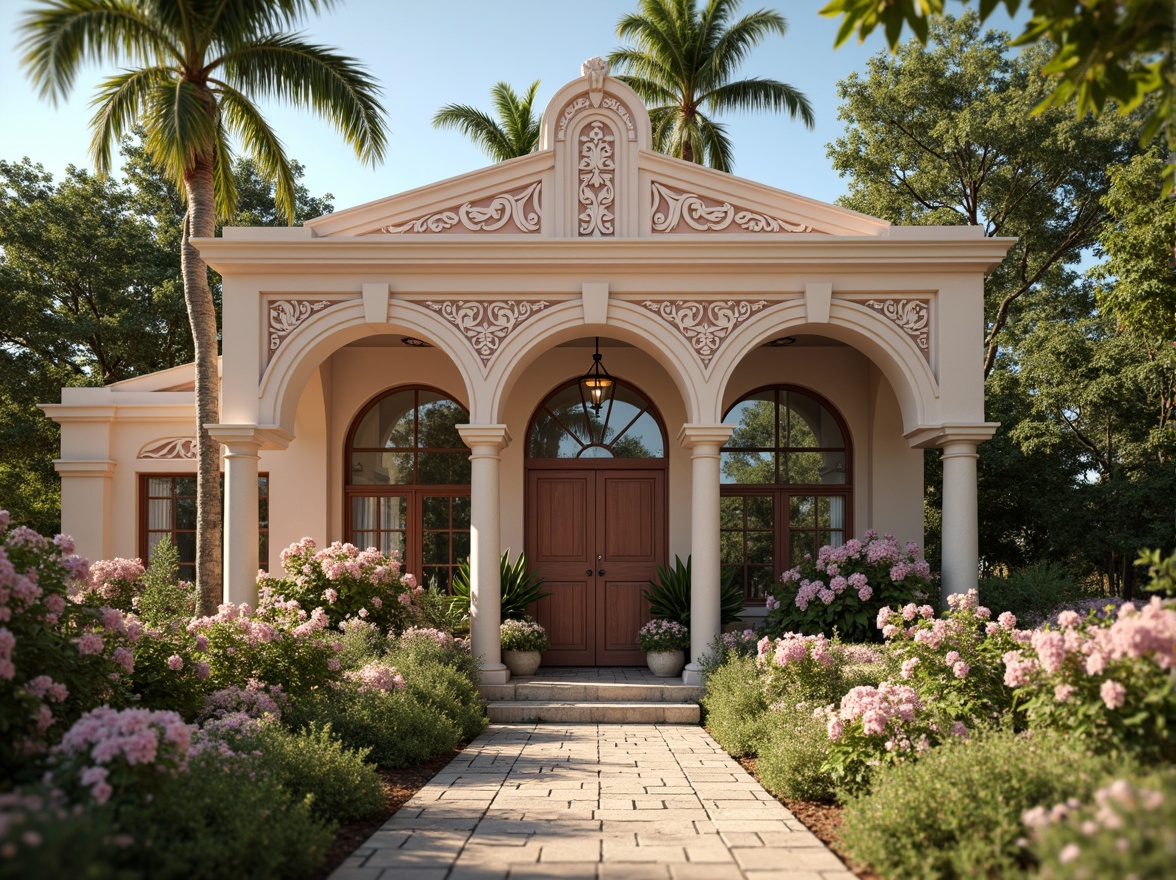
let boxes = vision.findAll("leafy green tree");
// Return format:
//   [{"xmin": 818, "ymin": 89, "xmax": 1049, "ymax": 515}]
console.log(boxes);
[
  {"xmin": 827, "ymin": 13, "xmax": 1139, "ymax": 377},
  {"xmin": 821, "ymin": 0, "xmax": 1172, "ymax": 185},
  {"xmin": 432, "ymin": 81, "xmax": 543, "ymax": 161},
  {"xmin": 19, "ymin": 0, "xmax": 387, "ymax": 614},
  {"xmin": 608, "ymin": 0, "xmax": 814, "ymax": 171}
]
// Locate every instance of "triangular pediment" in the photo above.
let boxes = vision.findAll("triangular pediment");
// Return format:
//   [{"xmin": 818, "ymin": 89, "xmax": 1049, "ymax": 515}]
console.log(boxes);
[{"xmin": 303, "ymin": 59, "xmax": 888, "ymax": 240}]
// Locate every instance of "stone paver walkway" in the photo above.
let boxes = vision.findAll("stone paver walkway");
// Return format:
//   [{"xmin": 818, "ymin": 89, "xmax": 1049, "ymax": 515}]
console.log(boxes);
[{"xmin": 329, "ymin": 723, "xmax": 857, "ymax": 880}]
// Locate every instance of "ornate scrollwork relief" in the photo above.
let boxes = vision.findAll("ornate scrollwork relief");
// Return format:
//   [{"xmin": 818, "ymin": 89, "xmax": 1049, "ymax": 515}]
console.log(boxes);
[
  {"xmin": 642, "ymin": 299, "xmax": 769, "ymax": 368},
  {"xmin": 650, "ymin": 182, "xmax": 814, "ymax": 234},
  {"xmin": 865, "ymin": 298, "xmax": 931, "ymax": 360},
  {"xmin": 267, "ymin": 299, "xmax": 340, "ymax": 363},
  {"xmin": 138, "ymin": 438, "xmax": 196, "ymax": 460},
  {"xmin": 578, "ymin": 121, "xmax": 616, "ymax": 236},
  {"xmin": 557, "ymin": 93, "xmax": 636, "ymax": 141},
  {"xmin": 425, "ymin": 300, "xmax": 549, "ymax": 367},
  {"xmin": 375, "ymin": 182, "xmax": 542, "ymax": 235}
]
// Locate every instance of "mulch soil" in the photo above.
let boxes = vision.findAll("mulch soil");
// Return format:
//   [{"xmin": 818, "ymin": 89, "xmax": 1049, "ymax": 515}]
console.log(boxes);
[{"xmin": 314, "ymin": 740, "xmax": 878, "ymax": 880}]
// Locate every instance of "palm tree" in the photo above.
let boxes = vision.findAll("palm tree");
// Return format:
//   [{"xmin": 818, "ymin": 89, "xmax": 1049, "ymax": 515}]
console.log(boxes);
[
  {"xmin": 608, "ymin": 0, "xmax": 814, "ymax": 171},
  {"xmin": 432, "ymin": 80, "xmax": 542, "ymax": 162},
  {"xmin": 19, "ymin": 0, "xmax": 387, "ymax": 615}
]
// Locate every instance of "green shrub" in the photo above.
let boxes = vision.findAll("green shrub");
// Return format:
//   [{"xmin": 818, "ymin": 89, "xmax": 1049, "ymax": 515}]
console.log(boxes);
[
  {"xmin": 756, "ymin": 707, "xmax": 836, "ymax": 802},
  {"xmin": 701, "ymin": 655, "xmax": 771, "ymax": 756},
  {"xmin": 838, "ymin": 729, "xmax": 1125, "ymax": 880},
  {"xmin": 131, "ymin": 537, "xmax": 198, "ymax": 629},
  {"xmin": 252, "ymin": 722, "xmax": 385, "ymax": 823},
  {"xmin": 386, "ymin": 640, "xmax": 486, "ymax": 741},
  {"xmin": 117, "ymin": 751, "xmax": 333, "ymax": 880},
  {"xmin": 979, "ymin": 560, "xmax": 1095, "ymax": 625},
  {"xmin": 0, "ymin": 793, "xmax": 128, "ymax": 880}
]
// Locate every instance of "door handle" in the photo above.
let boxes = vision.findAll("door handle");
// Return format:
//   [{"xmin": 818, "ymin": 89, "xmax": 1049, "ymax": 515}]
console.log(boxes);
[
  {"xmin": 598, "ymin": 569, "xmax": 605, "ymax": 577},
  {"xmin": 585, "ymin": 569, "xmax": 593, "ymax": 576}
]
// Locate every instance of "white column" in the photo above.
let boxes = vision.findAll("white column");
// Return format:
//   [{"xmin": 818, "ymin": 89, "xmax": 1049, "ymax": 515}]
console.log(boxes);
[
  {"xmin": 678, "ymin": 424, "xmax": 733, "ymax": 685},
  {"xmin": 457, "ymin": 424, "xmax": 511, "ymax": 685},
  {"xmin": 208, "ymin": 426, "xmax": 292, "ymax": 607},
  {"xmin": 939, "ymin": 439, "xmax": 980, "ymax": 607}
]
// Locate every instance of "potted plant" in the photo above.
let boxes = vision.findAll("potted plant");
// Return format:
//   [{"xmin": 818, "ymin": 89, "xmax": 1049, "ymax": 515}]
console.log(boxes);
[
  {"xmin": 500, "ymin": 618, "xmax": 549, "ymax": 677},
  {"xmin": 637, "ymin": 618, "xmax": 690, "ymax": 677}
]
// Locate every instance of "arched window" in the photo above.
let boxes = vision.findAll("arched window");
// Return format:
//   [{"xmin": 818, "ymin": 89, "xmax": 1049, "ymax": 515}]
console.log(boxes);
[
  {"xmin": 720, "ymin": 386, "xmax": 852, "ymax": 601},
  {"xmin": 345, "ymin": 387, "xmax": 470, "ymax": 591},
  {"xmin": 527, "ymin": 379, "xmax": 666, "ymax": 459}
]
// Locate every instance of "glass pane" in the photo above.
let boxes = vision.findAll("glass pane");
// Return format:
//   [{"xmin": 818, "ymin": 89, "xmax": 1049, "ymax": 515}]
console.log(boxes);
[
  {"xmin": 818, "ymin": 496, "xmax": 846, "ymax": 530},
  {"xmin": 782, "ymin": 451, "xmax": 821, "ymax": 484},
  {"xmin": 783, "ymin": 391, "xmax": 844, "ymax": 449},
  {"xmin": 416, "ymin": 392, "xmax": 467, "ymax": 448},
  {"xmin": 380, "ymin": 532, "xmax": 405, "ymax": 557},
  {"xmin": 351, "ymin": 497, "xmax": 378, "ymax": 531},
  {"xmin": 749, "ymin": 566, "xmax": 775, "ymax": 600},
  {"xmin": 789, "ymin": 495, "xmax": 815, "ymax": 529},
  {"xmin": 818, "ymin": 452, "xmax": 847, "ymax": 484},
  {"xmin": 417, "ymin": 451, "xmax": 471, "ymax": 484},
  {"xmin": 352, "ymin": 390, "xmax": 415, "ymax": 449},
  {"xmin": 721, "ymin": 450, "xmax": 774, "ymax": 484},
  {"xmin": 529, "ymin": 410, "xmax": 576, "ymax": 458},
  {"xmin": 175, "ymin": 477, "xmax": 197, "ymax": 497},
  {"xmin": 722, "ymin": 565, "xmax": 746, "ymax": 598},
  {"xmin": 725, "ymin": 394, "xmax": 775, "ymax": 448},
  {"xmin": 720, "ymin": 531, "xmax": 745, "ymax": 565},
  {"xmin": 257, "ymin": 476, "xmax": 269, "ymax": 497},
  {"xmin": 422, "ymin": 496, "xmax": 450, "ymax": 530},
  {"xmin": 609, "ymin": 411, "xmax": 663, "ymax": 458},
  {"xmin": 578, "ymin": 445, "xmax": 613, "ymax": 459},
  {"xmin": 452, "ymin": 496, "xmax": 471, "ymax": 528},
  {"xmin": 258, "ymin": 533, "xmax": 269, "ymax": 571},
  {"xmin": 351, "ymin": 531, "xmax": 376, "ymax": 551},
  {"xmin": 720, "ymin": 497, "xmax": 744, "ymax": 530},
  {"xmin": 350, "ymin": 451, "xmax": 414, "ymax": 484},
  {"xmin": 422, "ymin": 567, "xmax": 449, "ymax": 593},
  {"xmin": 746, "ymin": 496, "xmax": 773, "ymax": 530},
  {"xmin": 380, "ymin": 496, "xmax": 407, "ymax": 530},
  {"xmin": 258, "ymin": 497, "xmax": 269, "ymax": 531},
  {"xmin": 452, "ymin": 531, "xmax": 470, "ymax": 564},
  {"xmin": 789, "ymin": 531, "xmax": 813, "ymax": 567},
  {"xmin": 748, "ymin": 532, "xmax": 774, "ymax": 566},
  {"xmin": 176, "ymin": 531, "xmax": 197, "ymax": 569},
  {"xmin": 148, "ymin": 499, "xmax": 173, "ymax": 530},
  {"xmin": 148, "ymin": 477, "xmax": 173, "ymax": 497},
  {"xmin": 176, "ymin": 497, "xmax": 197, "ymax": 530},
  {"xmin": 421, "ymin": 531, "xmax": 448, "ymax": 566},
  {"xmin": 147, "ymin": 532, "xmax": 167, "ymax": 556}
]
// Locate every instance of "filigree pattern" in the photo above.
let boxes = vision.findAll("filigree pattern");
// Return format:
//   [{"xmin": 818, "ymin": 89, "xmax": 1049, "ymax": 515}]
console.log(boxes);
[
  {"xmin": 377, "ymin": 182, "xmax": 542, "ymax": 235},
  {"xmin": 642, "ymin": 299, "xmax": 768, "ymax": 367},
  {"xmin": 268, "ymin": 300, "xmax": 338, "ymax": 357},
  {"xmin": 557, "ymin": 94, "xmax": 636, "ymax": 141},
  {"xmin": 865, "ymin": 299, "xmax": 931, "ymax": 359},
  {"xmin": 650, "ymin": 182, "xmax": 813, "ymax": 234},
  {"xmin": 139, "ymin": 437, "xmax": 196, "ymax": 460},
  {"xmin": 578, "ymin": 122, "xmax": 615, "ymax": 236},
  {"xmin": 426, "ymin": 300, "xmax": 549, "ymax": 366}
]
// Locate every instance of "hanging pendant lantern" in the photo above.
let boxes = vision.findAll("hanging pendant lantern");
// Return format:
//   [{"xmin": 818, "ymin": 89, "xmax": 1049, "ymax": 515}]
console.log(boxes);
[{"xmin": 579, "ymin": 337, "xmax": 615, "ymax": 414}]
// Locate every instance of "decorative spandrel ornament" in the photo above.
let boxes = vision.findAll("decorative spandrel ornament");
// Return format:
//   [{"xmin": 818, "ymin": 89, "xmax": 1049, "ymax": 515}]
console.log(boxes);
[
  {"xmin": 864, "ymin": 299, "xmax": 931, "ymax": 362},
  {"xmin": 642, "ymin": 299, "xmax": 769, "ymax": 367},
  {"xmin": 425, "ymin": 300, "xmax": 549, "ymax": 367},
  {"xmin": 578, "ymin": 121, "xmax": 616, "ymax": 236}
]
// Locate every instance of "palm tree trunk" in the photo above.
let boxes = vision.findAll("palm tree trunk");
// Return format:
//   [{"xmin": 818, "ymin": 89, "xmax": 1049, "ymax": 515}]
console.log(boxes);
[{"xmin": 182, "ymin": 155, "xmax": 223, "ymax": 616}]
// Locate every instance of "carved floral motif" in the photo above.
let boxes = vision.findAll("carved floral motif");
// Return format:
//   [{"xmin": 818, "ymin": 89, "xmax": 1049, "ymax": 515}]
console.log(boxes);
[
  {"xmin": 377, "ymin": 182, "xmax": 542, "ymax": 235},
  {"xmin": 578, "ymin": 122, "xmax": 616, "ymax": 236},
  {"xmin": 642, "ymin": 299, "xmax": 768, "ymax": 367},
  {"xmin": 650, "ymin": 182, "xmax": 813, "ymax": 234},
  {"xmin": 557, "ymin": 94, "xmax": 636, "ymax": 141},
  {"xmin": 426, "ymin": 300, "xmax": 549, "ymax": 366},
  {"xmin": 268, "ymin": 299, "xmax": 338, "ymax": 358},
  {"xmin": 139, "ymin": 437, "xmax": 196, "ymax": 460},
  {"xmin": 865, "ymin": 298, "xmax": 931, "ymax": 359}
]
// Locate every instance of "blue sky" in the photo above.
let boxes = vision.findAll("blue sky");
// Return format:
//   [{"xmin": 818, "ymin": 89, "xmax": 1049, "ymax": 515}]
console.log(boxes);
[{"xmin": 0, "ymin": 0, "xmax": 1023, "ymax": 211}]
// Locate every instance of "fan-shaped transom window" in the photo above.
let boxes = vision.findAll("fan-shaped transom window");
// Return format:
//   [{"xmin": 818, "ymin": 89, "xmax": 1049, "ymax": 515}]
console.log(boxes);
[
  {"xmin": 720, "ymin": 386, "xmax": 852, "ymax": 602},
  {"xmin": 528, "ymin": 380, "xmax": 666, "ymax": 459},
  {"xmin": 345, "ymin": 387, "xmax": 470, "ymax": 592}
]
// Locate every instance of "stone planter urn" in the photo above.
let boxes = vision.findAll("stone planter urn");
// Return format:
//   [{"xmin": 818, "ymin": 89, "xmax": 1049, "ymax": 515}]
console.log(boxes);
[
  {"xmin": 645, "ymin": 649, "xmax": 685, "ymax": 677},
  {"xmin": 502, "ymin": 649, "xmax": 541, "ymax": 677}
]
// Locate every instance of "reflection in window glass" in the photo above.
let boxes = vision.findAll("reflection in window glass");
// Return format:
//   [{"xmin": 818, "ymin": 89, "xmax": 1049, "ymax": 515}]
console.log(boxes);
[{"xmin": 527, "ymin": 379, "xmax": 665, "ymax": 459}]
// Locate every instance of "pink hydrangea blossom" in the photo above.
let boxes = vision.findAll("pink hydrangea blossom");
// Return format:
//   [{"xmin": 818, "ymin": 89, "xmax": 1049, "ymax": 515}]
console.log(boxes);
[
  {"xmin": 343, "ymin": 661, "xmax": 406, "ymax": 693},
  {"xmin": 74, "ymin": 632, "xmax": 103, "ymax": 656},
  {"xmin": 1100, "ymin": 679, "xmax": 1126, "ymax": 710},
  {"xmin": 166, "ymin": 654, "xmax": 183, "ymax": 671}
]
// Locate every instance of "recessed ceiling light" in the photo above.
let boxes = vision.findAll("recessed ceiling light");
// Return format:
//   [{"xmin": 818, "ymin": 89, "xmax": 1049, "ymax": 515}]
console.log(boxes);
[
  {"xmin": 766, "ymin": 336, "xmax": 797, "ymax": 347},
  {"xmin": 401, "ymin": 337, "xmax": 429, "ymax": 347}
]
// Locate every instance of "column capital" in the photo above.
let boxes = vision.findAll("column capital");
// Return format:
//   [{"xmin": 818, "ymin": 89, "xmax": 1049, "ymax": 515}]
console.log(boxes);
[
  {"xmin": 677, "ymin": 423, "xmax": 734, "ymax": 449},
  {"xmin": 457, "ymin": 424, "xmax": 512, "ymax": 453},
  {"xmin": 904, "ymin": 422, "xmax": 1000, "ymax": 449},
  {"xmin": 206, "ymin": 424, "xmax": 293, "ymax": 452}
]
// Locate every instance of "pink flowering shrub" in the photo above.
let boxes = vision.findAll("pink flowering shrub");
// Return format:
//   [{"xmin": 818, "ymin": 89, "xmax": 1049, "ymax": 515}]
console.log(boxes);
[
  {"xmin": 500, "ymin": 619, "xmax": 550, "ymax": 652},
  {"xmin": 0, "ymin": 514, "xmax": 142, "ymax": 779},
  {"xmin": 76, "ymin": 557, "xmax": 144, "ymax": 609},
  {"xmin": 879, "ymin": 590, "xmax": 1020, "ymax": 727},
  {"xmin": 1004, "ymin": 596, "xmax": 1176, "ymax": 759},
  {"xmin": 199, "ymin": 680, "xmax": 288, "ymax": 722},
  {"xmin": 1025, "ymin": 773, "xmax": 1176, "ymax": 880},
  {"xmin": 757, "ymin": 632, "xmax": 846, "ymax": 709},
  {"xmin": 765, "ymin": 531, "xmax": 934, "ymax": 643},
  {"xmin": 259, "ymin": 538, "xmax": 417, "ymax": 634},
  {"xmin": 186, "ymin": 590, "xmax": 342, "ymax": 700},
  {"xmin": 342, "ymin": 661, "xmax": 406, "ymax": 693}
]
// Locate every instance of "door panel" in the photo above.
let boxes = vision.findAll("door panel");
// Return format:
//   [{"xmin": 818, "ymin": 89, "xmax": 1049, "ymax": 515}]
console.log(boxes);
[{"xmin": 528, "ymin": 467, "xmax": 664, "ymax": 666}]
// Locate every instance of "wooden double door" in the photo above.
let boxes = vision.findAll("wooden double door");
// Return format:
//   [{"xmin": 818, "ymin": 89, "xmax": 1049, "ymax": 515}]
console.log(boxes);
[{"xmin": 526, "ymin": 465, "xmax": 665, "ymax": 665}]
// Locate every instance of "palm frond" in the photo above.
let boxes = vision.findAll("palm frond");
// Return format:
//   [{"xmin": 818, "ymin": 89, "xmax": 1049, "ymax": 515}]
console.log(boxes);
[
  {"xmin": 218, "ymin": 34, "xmax": 387, "ymax": 167},
  {"xmin": 87, "ymin": 66, "xmax": 171, "ymax": 176},
  {"xmin": 215, "ymin": 80, "xmax": 296, "ymax": 221},
  {"xmin": 706, "ymin": 8, "xmax": 787, "ymax": 82},
  {"xmin": 705, "ymin": 79, "xmax": 815, "ymax": 128},
  {"xmin": 696, "ymin": 113, "xmax": 734, "ymax": 172},
  {"xmin": 139, "ymin": 76, "xmax": 219, "ymax": 187},
  {"xmin": 210, "ymin": 116, "xmax": 239, "ymax": 221},
  {"xmin": 433, "ymin": 104, "xmax": 516, "ymax": 161}
]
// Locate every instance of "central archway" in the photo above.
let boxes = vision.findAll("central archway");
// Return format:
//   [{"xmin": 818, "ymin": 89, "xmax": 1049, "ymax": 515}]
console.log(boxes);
[{"xmin": 525, "ymin": 377, "xmax": 668, "ymax": 665}]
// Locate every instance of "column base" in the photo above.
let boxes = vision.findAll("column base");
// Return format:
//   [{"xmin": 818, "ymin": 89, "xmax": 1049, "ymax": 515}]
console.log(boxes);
[
  {"xmin": 479, "ymin": 664, "xmax": 511, "ymax": 686},
  {"xmin": 681, "ymin": 663, "xmax": 703, "ymax": 686}
]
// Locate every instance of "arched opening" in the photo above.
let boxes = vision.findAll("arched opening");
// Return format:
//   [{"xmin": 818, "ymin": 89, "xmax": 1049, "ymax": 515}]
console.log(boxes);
[
  {"xmin": 721, "ymin": 385, "xmax": 853, "ymax": 603},
  {"xmin": 344, "ymin": 386, "xmax": 471, "ymax": 591},
  {"xmin": 525, "ymin": 377, "xmax": 668, "ymax": 665}
]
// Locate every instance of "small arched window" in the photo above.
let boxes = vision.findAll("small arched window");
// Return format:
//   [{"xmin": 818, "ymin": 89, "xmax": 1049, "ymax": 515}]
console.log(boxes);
[
  {"xmin": 528, "ymin": 379, "xmax": 666, "ymax": 459},
  {"xmin": 720, "ymin": 386, "xmax": 852, "ymax": 601}
]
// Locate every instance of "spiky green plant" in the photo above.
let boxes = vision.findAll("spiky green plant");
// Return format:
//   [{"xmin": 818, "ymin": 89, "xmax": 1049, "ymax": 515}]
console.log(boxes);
[{"xmin": 451, "ymin": 551, "xmax": 551, "ymax": 621}]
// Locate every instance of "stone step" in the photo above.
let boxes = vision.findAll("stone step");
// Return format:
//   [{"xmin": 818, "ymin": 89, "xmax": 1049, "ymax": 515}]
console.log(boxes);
[
  {"xmin": 480, "ymin": 681, "xmax": 702, "ymax": 704},
  {"xmin": 486, "ymin": 700, "xmax": 701, "ymax": 724}
]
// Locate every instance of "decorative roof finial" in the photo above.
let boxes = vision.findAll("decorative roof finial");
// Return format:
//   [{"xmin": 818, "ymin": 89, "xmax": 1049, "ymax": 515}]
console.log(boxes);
[{"xmin": 582, "ymin": 56, "xmax": 609, "ymax": 107}]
